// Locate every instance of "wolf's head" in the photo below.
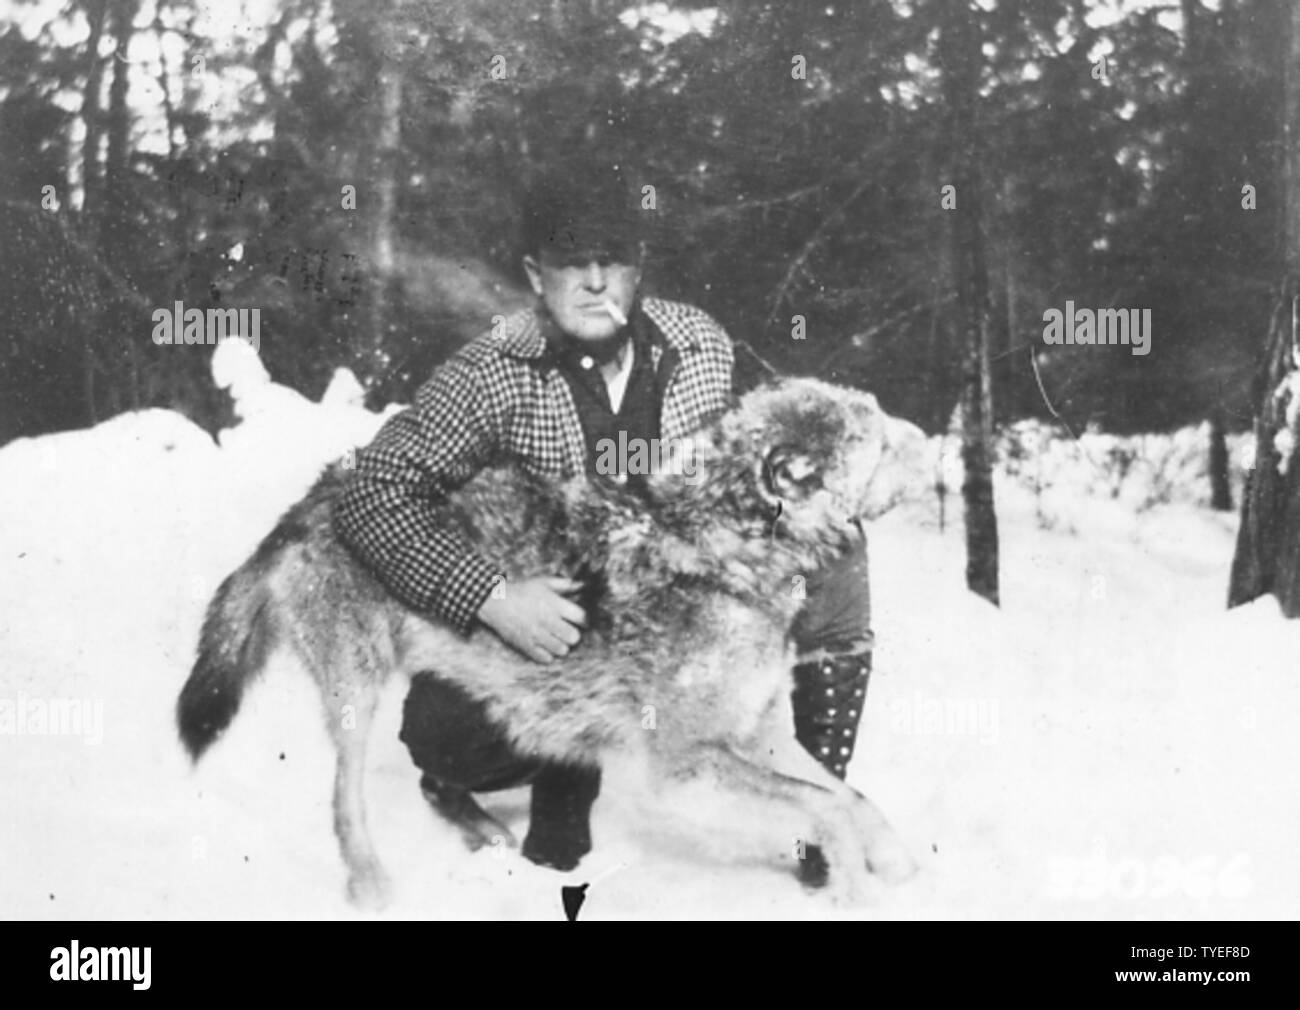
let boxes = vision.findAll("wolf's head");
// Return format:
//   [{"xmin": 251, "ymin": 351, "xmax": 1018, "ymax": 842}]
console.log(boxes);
[{"xmin": 649, "ymin": 378, "xmax": 926, "ymax": 560}]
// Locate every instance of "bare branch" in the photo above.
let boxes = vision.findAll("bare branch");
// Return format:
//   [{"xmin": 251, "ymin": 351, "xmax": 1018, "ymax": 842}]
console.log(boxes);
[{"xmin": 766, "ymin": 177, "xmax": 874, "ymax": 324}]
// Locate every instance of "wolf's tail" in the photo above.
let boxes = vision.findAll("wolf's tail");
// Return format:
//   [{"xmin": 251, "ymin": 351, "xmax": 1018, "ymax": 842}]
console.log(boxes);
[{"xmin": 177, "ymin": 557, "xmax": 276, "ymax": 761}]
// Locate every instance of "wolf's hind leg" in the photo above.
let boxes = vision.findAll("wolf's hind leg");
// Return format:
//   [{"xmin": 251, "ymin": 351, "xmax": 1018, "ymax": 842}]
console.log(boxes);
[{"xmin": 326, "ymin": 683, "xmax": 391, "ymax": 909}]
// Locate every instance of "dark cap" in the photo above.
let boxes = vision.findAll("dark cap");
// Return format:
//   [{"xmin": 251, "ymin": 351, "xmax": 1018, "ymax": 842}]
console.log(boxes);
[{"xmin": 523, "ymin": 161, "xmax": 644, "ymax": 262}]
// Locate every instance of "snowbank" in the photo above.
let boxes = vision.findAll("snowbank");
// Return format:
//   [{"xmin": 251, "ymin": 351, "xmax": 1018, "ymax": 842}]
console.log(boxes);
[{"xmin": 1, "ymin": 360, "xmax": 1296, "ymax": 920}]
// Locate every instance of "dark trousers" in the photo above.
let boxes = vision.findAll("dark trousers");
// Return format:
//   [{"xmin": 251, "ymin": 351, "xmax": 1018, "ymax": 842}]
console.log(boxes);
[
  {"xmin": 399, "ymin": 674, "xmax": 543, "ymax": 793},
  {"xmin": 790, "ymin": 531, "xmax": 873, "ymax": 653},
  {"xmin": 399, "ymin": 674, "xmax": 602, "ymax": 866}
]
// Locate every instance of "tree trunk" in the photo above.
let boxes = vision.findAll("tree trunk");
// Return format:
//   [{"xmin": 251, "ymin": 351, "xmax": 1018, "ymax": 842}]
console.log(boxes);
[
  {"xmin": 80, "ymin": 0, "xmax": 109, "ymax": 228},
  {"xmin": 152, "ymin": 2, "xmax": 179, "ymax": 162},
  {"xmin": 1228, "ymin": 298, "xmax": 1300, "ymax": 609},
  {"xmin": 366, "ymin": 11, "xmax": 405, "ymax": 380},
  {"xmin": 105, "ymin": 0, "xmax": 141, "ymax": 410},
  {"xmin": 1228, "ymin": 2, "xmax": 1300, "ymax": 612},
  {"xmin": 1209, "ymin": 408, "xmax": 1232, "ymax": 511},
  {"xmin": 939, "ymin": 1, "xmax": 1000, "ymax": 606},
  {"xmin": 104, "ymin": 0, "xmax": 135, "ymax": 219}
]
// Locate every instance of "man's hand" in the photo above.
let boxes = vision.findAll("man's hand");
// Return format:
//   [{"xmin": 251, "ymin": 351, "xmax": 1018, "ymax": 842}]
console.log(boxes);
[{"xmin": 476, "ymin": 576, "xmax": 587, "ymax": 663}]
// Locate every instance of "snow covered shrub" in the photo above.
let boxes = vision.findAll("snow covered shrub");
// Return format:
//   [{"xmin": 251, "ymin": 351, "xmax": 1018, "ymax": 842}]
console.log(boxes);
[{"xmin": 920, "ymin": 419, "xmax": 1252, "ymax": 531}]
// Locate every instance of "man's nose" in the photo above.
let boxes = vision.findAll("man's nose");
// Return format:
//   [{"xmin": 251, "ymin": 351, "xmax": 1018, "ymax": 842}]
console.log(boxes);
[{"xmin": 582, "ymin": 261, "xmax": 606, "ymax": 290}]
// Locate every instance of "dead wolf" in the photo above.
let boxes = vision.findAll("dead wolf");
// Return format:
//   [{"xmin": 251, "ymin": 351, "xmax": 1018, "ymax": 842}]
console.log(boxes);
[{"xmin": 176, "ymin": 377, "xmax": 924, "ymax": 908}]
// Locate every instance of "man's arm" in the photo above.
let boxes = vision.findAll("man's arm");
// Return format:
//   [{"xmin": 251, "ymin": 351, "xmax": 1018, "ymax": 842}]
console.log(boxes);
[
  {"xmin": 334, "ymin": 351, "xmax": 588, "ymax": 661},
  {"xmin": 333, "ymin": 353, "xmax": 505, "ymax": 633}
]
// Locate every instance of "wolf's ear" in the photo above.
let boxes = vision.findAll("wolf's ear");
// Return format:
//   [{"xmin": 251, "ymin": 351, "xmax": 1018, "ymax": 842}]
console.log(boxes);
[{"xmin": 760, "ymin": 444, "xmax": 821, "ymax": 502}]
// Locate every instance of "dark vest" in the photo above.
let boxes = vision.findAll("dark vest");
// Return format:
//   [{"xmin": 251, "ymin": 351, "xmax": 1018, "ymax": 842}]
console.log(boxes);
[{"xmin": 547, "ymin": 302, "xmax": 676, "ymax": 492}]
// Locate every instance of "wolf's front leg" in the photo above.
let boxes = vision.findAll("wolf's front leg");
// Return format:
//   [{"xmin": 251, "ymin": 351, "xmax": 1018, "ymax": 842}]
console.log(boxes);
[{"xmin": 664, "ymin": 743, "xmax": 877, "ymax": 906}]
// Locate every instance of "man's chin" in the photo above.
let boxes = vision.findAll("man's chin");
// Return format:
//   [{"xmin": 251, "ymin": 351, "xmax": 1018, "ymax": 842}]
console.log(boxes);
[{"xmin": 564, "ymin": 320, "xmax": 622, "ymax": 343}]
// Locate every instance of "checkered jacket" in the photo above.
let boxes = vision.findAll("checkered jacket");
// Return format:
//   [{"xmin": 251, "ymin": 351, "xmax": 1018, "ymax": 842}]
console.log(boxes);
[{"xmin": 333, "ymin": 296, "xmax": 735, "ymax": 632}]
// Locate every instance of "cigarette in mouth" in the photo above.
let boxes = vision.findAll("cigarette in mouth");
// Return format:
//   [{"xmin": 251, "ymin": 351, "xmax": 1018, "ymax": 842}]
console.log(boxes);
[{"xmin": 601, "ymin": 300, "xmax": 628, "ymax": 327}]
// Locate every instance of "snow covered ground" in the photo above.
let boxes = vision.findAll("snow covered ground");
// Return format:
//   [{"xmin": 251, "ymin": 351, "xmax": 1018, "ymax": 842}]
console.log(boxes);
[{"xmin": 2, "ymin": 362, "xmax": 1297, "ymax": 921}]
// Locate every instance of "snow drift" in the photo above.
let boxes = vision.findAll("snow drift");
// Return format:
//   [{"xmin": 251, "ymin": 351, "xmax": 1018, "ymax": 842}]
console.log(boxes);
[{"xmin": 1, "ymin": 348, "xmax": 1296, "ymax": 920}]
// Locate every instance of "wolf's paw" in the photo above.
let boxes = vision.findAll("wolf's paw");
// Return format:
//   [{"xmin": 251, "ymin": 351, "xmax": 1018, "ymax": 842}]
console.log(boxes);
[
  {"xmin": 810, "ymin": 840, "xmax": 875, "ymax": 906},
  {"xmin": 346, "ymin": 865, "xmax": 393, "ymax": 911},
  {"xmin": 825, "ymin": 870, "xmax": 875, "ymax": 908},
  {"xmin": 866, "ymin": 836, "xmax": 918, "ymax": 885}
]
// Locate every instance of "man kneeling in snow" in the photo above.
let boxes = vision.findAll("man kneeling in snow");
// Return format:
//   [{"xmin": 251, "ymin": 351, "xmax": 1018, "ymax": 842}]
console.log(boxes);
[{"xmin": 333, "ymin": 160, "xmax": 876, "ymax": 882}]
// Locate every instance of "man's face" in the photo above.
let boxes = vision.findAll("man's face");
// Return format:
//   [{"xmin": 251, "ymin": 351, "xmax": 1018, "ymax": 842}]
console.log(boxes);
[{"xmin": 523, "ymin": 246, "xmax": 642, "ymax": 343}]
